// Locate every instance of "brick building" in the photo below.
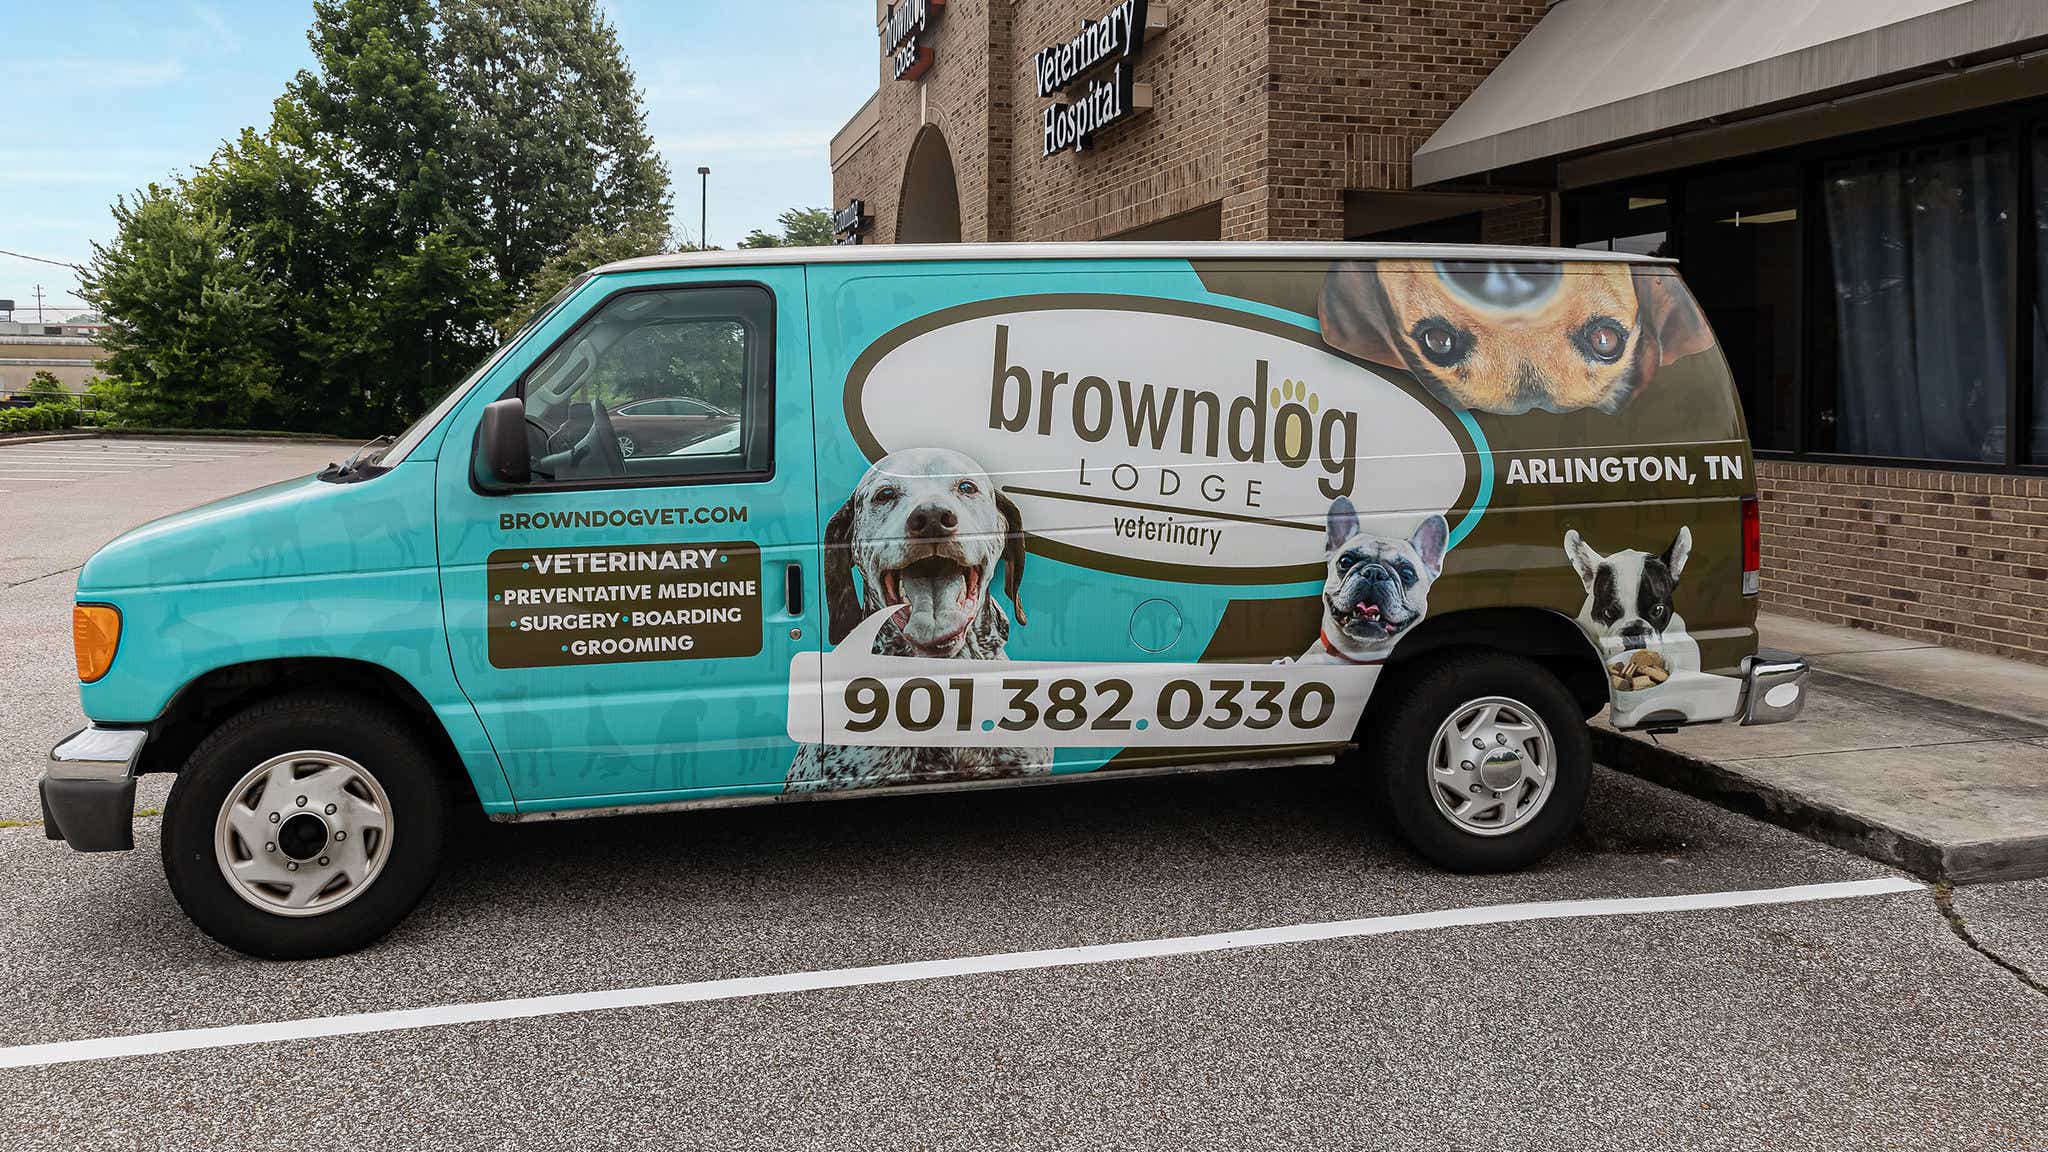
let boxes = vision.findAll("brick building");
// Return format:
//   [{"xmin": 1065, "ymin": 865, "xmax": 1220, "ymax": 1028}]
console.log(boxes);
[{"xmin": 833, "ymin": 0, "xmax": 2048, "ymax": 663}]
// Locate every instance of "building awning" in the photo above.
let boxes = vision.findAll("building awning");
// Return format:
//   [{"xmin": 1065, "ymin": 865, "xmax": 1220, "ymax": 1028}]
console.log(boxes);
[{"xmin": 1413, "ymin": 0, "xmax": 2048, "ymax": 186}]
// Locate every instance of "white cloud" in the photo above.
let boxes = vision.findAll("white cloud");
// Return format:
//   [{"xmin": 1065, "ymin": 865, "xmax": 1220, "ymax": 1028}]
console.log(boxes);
[
  {"xmin": 655, "ymin": 130, "xmax": 834, "ymax": 156},
  {"xmin": 7, "ymin": 56, "xmax": 187, "ymax": 90},
  {"xmin": 0, "ymin": 149, "xmax": 192, "ymax": 188}
]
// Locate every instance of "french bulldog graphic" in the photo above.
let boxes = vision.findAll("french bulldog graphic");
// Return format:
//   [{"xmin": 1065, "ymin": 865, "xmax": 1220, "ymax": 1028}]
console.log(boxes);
[
  {"xmin": 1564, "ymin": 526, "xmax": 1701, "ymax": 673},
  {"xmin": 1299, "ymin": 497, "xmax": 1449, "ymax": 665}
]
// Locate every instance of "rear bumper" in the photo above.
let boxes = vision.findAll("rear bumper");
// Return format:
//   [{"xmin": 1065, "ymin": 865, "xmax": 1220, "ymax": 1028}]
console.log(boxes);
[
  {"xmin": 1740, "ymin": 649, "xmax": 1810, "ymax": 726},
  {"xmin": 39, "ymin": 725, "xmax": 146, "ymax": 852}
]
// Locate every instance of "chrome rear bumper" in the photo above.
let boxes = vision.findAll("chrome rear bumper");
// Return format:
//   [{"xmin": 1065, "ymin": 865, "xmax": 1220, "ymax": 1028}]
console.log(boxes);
[{"xmin": 1740, "ymin": 650, "xmax": 1809, "ymax": 726}]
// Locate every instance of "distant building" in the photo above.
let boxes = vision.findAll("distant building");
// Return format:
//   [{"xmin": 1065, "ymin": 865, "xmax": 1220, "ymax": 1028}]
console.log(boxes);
[{"xmin": 0, "ymin": 316, "xmax": 109, "ymax": 395}]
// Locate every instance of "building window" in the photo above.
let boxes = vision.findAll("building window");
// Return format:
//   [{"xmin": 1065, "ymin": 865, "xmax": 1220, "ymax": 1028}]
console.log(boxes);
[
  {"xmin": 1562, "ymin": 107, "xmax": 2048, "ymax": 472},
  {"xmin": 1820, "ymin": 134, "xmax": 2013, "ymax": 464},
  {"xmin": 1564, "ymin": 185, "xmax": 1671, "ymax": 257},
  {"xmin": 2033, "ymin": 126, "xmax": 2048, "ymax": 465},
  {"xmin": 1684, "ymin": 164, "xmax": 1803, "ymax": 453}
]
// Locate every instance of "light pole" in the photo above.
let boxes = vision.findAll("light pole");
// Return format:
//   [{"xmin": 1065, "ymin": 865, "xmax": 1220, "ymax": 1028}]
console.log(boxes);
[{"xmin": 697, "ymin": 166, "xmax": 711, "ymax": 250}]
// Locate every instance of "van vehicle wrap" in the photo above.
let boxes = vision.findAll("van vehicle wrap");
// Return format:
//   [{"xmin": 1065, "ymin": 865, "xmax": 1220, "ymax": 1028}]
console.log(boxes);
[
  {"xmin": 44, "ymin": 244, "xmax": 1803, "ymax": 958},
  {"xmin": 787, "ymin": 256, "xmax": 1751, "ymax": 791}
]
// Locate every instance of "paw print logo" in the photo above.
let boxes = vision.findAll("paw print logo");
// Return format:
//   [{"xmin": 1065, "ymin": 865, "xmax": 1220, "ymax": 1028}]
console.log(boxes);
[{"xmin": 1269, "ymin": 378, "xmax": 1321, "ymax": 465}]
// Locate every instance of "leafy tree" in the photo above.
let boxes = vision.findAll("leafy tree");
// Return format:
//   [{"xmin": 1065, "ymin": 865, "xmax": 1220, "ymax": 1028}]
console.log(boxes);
[
  {"xmin": 495, "ymin": 211, "xmax": 672, "ymax": 339},
  {"xmin": 27, "ymin": 371, "xmax": 70, "ymax": 404},
  {"xmin": 739, "ymin": 207, "xmax": 835, "ymax": 249},
  {"xmin": 82, "ymin": 188, "xmax": 281, "ymax": 428},
  {"xmin": 88, "ymin": 0, "xmax": 673, "ymax": 435},
  {"xmin": 275, "ymin": 0, "xmax": 502, "ymax": 433},
  {"xmin": 438, "ymin": 0, "xmax": 671, "ymax": 290}
]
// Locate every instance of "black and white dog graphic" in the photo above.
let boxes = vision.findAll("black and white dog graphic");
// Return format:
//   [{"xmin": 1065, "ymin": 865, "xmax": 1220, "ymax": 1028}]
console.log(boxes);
[
  {"xmin": 787, "ymin": 447, "xmax": 1051, "ymax": 792},
  {"xmin": 1298, "ymin": 497, "xmax": 1449, "ymax": 665},
  {"xmin": 1563, "ymin": 526, "xmax": 1701, "ymax": 672}
]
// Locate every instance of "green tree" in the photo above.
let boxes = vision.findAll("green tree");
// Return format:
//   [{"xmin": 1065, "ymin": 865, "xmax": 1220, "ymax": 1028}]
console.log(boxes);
[
  {"xmin": 438, "ymin": 0, "xmax": 672, "ymax": 290},
  {"xmin": 495, "ymin": 211, "xmax": 672, "ymax": 339},
  {"xmin": 82, "ymin": 188, "xmax": 281, "ymax": 428},
  {"xmin": 739, "ymin": 207, "xmax": 835, "ymax": 249},
  {"xmin": 277, "ymin": 0, "xmax": 501, "ymax": 433},
  {"xmin": 26, "ymin": 371, "xmax": 70, "ymax": 404},
  {"xmin": 89, "ymin": 0, "xmax": 673, "ymax": 435}
]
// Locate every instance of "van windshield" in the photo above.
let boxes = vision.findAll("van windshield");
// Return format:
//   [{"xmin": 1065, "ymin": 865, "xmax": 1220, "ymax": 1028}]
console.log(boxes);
[{"xmin": 373, "ymin": 275, "xmax": 593, "ymax": 468}]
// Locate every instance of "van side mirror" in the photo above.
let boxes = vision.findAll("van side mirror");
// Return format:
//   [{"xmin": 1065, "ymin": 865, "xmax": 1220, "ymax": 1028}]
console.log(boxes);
[{"xmin": 479, "ymin": 398, "xmax": 531, "ymax": 486}]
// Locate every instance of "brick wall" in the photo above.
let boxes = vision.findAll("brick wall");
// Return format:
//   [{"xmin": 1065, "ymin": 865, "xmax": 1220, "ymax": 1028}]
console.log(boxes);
[
  {"xmin": 1758, "ymin": 460, "xmax": 2048, "ymax": 665},
  {"xmin": 831, "ymin": 0, "xmax": 1014, "ymax": 244},
  {"xmin": 1007, "ymin": 0, "xmax": 1270, "ymax": 240},
  {"xmin": 835, "ymin": 0, "xmax": 1556, "ymax": 244},
  {"xmin": 1263, "ymin": 1, "xmax": 1550, "ymax": 240}
]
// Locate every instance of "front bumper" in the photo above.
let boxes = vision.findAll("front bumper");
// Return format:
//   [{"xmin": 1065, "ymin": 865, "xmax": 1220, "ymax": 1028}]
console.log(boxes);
[
  {"xmin": 39, "ymin": 725, "xmax": 146, "ymax": 852},
  {"xmin": 1740, "ymin": 649, "xmax": 1810, "ymax": 726}
]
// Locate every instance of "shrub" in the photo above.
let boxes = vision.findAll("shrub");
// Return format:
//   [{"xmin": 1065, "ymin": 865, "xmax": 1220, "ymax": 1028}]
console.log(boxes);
[
  {"xmin": 0, "ymin": 403, "xmax": 81, "ymax": 435},
  {"xmin": 26, "ymin": 371, "xmax": 73, "ymax": 407}
]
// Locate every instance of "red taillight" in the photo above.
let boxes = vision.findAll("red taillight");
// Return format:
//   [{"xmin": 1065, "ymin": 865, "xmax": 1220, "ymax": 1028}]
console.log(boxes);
[{"xmin": 1741, "ymin": 495, "xmax": 1761, "ymax": 596}]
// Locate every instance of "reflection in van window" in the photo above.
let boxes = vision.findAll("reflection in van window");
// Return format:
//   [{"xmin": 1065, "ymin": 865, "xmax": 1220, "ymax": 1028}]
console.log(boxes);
[{"xmin": 518, "ymin": 285, "xmax": 773, "ymax": 483}]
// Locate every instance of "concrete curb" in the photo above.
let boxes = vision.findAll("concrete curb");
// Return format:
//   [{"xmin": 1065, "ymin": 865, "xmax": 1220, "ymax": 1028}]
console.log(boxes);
[
  {"xmin": 1592, "ymin": 727, "xmax": 2048, "ymax": 885},
  {"xmin": 0, "ymin": 430, "xmax": 359, "ymax": 447},
  {"xmin": 0, "ymin": 432, "xmax": 95, "ymax": 446}
]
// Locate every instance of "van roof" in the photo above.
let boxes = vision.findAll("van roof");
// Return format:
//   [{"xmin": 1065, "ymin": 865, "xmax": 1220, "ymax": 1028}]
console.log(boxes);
[{"xmin": 593, "ymin": 241, "xmax": 1676, "ymax": 276}]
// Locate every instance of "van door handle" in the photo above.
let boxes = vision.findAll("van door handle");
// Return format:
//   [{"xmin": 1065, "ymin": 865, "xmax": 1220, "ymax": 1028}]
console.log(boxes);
[{"xmin": 785, "ymin": 563, "xmax": 804, "ymax": 616}]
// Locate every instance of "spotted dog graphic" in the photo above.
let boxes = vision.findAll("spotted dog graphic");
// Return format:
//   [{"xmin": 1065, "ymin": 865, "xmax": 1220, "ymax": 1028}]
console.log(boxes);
[{"xmin": 788, "ymin": 447, "xmax": 1050, "ymax": 792}]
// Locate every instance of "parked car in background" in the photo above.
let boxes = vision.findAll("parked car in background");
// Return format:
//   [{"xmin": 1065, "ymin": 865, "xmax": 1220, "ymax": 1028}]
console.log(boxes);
[{"xmin": 609, "ymin": 395, "xmax": 736, "ymax": 457}]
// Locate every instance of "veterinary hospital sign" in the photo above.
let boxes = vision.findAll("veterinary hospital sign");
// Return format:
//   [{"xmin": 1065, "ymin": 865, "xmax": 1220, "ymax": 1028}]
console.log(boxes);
[{"xmin": 1036, "ymin": 0, "xmax": 1160, "ymax": 156}]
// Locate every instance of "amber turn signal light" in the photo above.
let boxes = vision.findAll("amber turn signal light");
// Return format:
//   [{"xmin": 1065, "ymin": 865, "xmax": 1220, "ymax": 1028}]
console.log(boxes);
[{"xmin": 73, "ymin": 604, "xmax": 121, "ymax": 683}]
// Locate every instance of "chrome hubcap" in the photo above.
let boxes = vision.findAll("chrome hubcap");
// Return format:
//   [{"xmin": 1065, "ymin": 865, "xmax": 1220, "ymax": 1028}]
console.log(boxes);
[
  {"xmin": 1427, "ymin": 696, "xmax": 1556, "ymax": 836},
  {"xmin": 214, "ymin": 751, "xmax": 393, "ymax": 917}
]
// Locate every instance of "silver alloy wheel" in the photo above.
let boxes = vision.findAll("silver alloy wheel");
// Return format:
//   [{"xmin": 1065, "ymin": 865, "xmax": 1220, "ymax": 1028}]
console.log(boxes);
[
  {"xmin": 213, "ymin": 750, "xmax": 394, "ymax": 917},
  {"xmin": 617, "ymin": 434, "xmax": 637, "ymax": 457},
  {"xmin": 1426, "ymin": 695, "xmax": 1556, "ymax": 837}
]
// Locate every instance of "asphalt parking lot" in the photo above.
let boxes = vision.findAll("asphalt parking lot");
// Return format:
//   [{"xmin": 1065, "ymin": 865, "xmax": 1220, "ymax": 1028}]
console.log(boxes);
[{"xmin": 2, "ymin": 435, "xmax": 2046, "ymax": 1151}]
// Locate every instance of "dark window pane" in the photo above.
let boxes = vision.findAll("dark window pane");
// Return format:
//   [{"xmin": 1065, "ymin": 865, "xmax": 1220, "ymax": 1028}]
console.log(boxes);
[
  {"xmin": 1563, "ymin": 185, "xmax": 1672, "ymax": 257},
  {"xmin": 2033, "ymin": 127, "xmax": 2048, "ymax": 464},
  {"xmin": 1824, "ymin": 136, "xmax": 2012, "ymax": 464},
  {"xmin": 1681, "ymin": 164, "xmax": 1803, "ymax": 451}
]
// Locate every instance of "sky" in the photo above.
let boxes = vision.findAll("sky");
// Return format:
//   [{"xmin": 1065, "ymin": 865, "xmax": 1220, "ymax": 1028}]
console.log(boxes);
[{"xmin": 0, "ymin": 1, "xmax": 878, "ymax": 320}]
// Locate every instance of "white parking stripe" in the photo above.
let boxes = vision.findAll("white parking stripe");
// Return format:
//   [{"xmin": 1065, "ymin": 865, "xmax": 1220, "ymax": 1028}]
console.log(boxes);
[{"xmin": 0, "ymin": 876, "xmax": 1922, "ymax": 1070}]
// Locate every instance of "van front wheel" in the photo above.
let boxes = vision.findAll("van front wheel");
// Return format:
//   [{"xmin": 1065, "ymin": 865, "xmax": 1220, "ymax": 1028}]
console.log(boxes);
[
  {"xmin": 1368, "ymin": 652, "xmax": 1590, "ymax": 872},
  {"xmin": 161, "ymin": 692, "xmax": 447, "ymax": 959}
]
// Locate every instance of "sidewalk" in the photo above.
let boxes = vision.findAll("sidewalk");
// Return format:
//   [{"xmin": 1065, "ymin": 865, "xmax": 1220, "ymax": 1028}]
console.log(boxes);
[{"xmin": 1593, "ymin": 613, "xmax": 2048, "ymax": 884}]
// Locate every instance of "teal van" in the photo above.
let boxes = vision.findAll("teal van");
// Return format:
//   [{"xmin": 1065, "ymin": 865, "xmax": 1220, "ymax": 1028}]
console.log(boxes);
[{"xmin": 42, "ymin": 244, "xmax": 1809, "ymax": 958}]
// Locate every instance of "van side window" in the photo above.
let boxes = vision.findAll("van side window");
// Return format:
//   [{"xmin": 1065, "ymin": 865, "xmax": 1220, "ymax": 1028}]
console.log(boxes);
[{"xmin": 513, "ymin": 284, "xmax": 772, "ymax": 484}]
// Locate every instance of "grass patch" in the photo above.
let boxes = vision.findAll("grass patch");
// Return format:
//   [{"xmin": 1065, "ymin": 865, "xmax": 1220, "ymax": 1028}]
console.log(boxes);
[{"xmin": 0, "ymin": 809, "xmax": 157, "ymax": 828}]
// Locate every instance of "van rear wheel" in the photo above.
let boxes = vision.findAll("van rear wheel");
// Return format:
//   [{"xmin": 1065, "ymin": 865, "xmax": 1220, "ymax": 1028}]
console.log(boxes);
[
  {"xmin": 161, "ymin": 692, "xmax": 447, "ymax": 959},
  {"xmin": 1367, "ymin": 652, "xmax": 1590, "ymax": 872}
]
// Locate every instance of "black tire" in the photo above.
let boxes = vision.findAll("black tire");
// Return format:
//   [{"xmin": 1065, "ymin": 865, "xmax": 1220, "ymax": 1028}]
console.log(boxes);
[
  {"xmin": 1367, "ymin": 651, "xmax": 1591, "ymax": 873},
  {"xmin": 161, "ymin": 692, "xmax": 447, "ymax": 959}
]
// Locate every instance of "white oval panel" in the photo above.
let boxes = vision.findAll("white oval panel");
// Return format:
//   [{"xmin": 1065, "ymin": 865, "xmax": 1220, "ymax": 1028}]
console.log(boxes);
[
  {"xmin": 1764, "ymin": 683, "xmax": 1800, "ymax": 709},
  {"xmin": 851, "ymin": 305, "xmax": 1471, "ymax": 579}
]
